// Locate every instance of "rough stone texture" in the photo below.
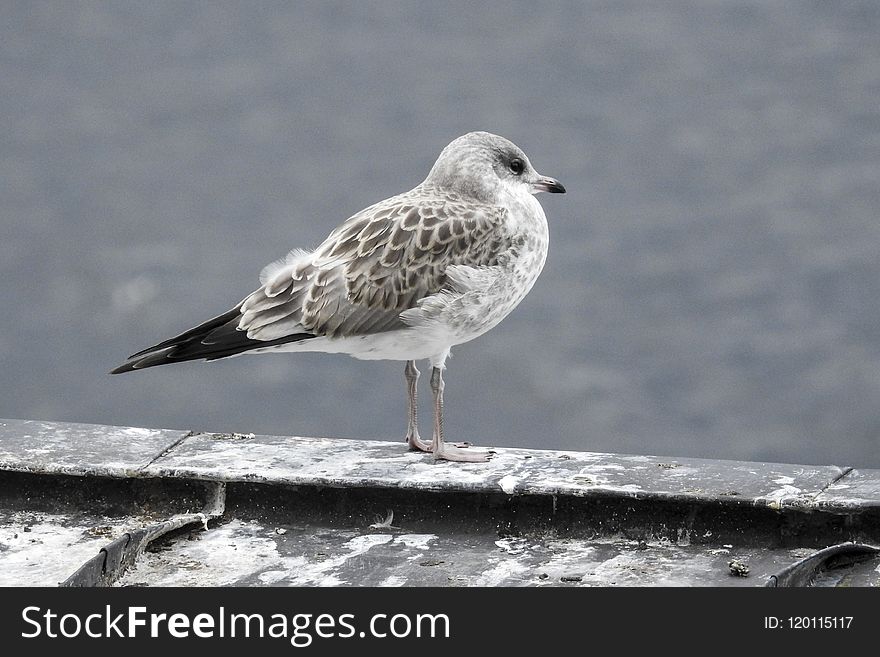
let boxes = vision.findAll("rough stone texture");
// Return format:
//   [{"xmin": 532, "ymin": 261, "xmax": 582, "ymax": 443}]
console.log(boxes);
[
  {"xmin": 1, "ymin": 419, "xmax": 879, "ymax": 587},
  {"xmin": 814, "ymin": 468, "xmax": 880, "ymax": 510},
  {"xmin": 0, "ymin": 509, "xmax": 133, "ymax": 586},
  {"xmin": 146, "ymin": 430, "xmax": 865, "ymax": 511},
  {"xmin": 0, "ymin": 419, "xmax": 187, "ymax": 478},
  {"xmin": 3, "ymin": 420, "xmax": 876, "ymax": 513},
  {"xmin": 115, "ymin": 520, "xmax": 844, "ymax": 588}
]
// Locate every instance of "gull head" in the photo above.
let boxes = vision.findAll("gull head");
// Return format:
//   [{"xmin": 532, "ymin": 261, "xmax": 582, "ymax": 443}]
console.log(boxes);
[{"xmin": 425, "ymin": 131, "xmax": 565, "ymax": 202}]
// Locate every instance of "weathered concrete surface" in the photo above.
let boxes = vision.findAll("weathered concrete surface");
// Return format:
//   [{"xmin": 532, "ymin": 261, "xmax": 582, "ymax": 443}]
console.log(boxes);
[
  {"xmin": 0, "ymin": 419, "xmax": 187, "ymax": 478},
  {"xmin": 114, "ymin": 508, "xmax": 880, "ymax": 588},
  {"xmin": 1, "ymin": 419, "xmax": 879, "ymax": 587},
  {"xmin": 0, "ymin": 468, "xmax": 221, "ymax": 587},
  {"xmin": 814, "ymin": 467, "xmax": 880, "ymax": 509},
  {"xmin": 3, "ymin": 418, "xmax": 876, "ymax": 512},
  {"xmin": 114, "ymin": 520, "xmax": 830, "ymax": 588},
  {"xmin": 0, "ymin": 509, "xmax": 133, "ymax": 586},
  {"xmin": 144, "ymin": 430, "xmax": 855, "ymax": 509},
  {"xmin": 60, "ymin": 481, "xmax": 226, "ymax": 587}
]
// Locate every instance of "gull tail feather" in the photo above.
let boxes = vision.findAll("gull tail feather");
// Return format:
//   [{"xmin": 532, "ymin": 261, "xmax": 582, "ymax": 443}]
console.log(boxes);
[{"xmin": 110, "ymin": 305, "xmax": 315, "ymax": 374}]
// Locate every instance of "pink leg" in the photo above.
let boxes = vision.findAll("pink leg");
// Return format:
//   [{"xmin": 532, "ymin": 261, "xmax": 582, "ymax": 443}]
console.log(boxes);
[
  {"xmin": 429, "ymin": 366, "xmax": 491, "ymax": 463},
  {"xmin": 404, "ymin": 360, "xmax": 432, "ymax": 452}
]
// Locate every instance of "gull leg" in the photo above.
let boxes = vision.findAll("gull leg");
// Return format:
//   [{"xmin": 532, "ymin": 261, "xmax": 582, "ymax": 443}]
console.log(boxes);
[
  {"xmin": 430, "ymin": 366, "xmax": 491, "ymax": 463},
  {"xmin": 404, "ymin": 360, "xmax": 432, "ymax": 452}
]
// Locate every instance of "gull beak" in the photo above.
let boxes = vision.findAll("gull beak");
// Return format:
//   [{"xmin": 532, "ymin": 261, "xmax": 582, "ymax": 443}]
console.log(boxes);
[{"xmin": 531, "ymin": 176, "xmax": 566, "ymax": 194}]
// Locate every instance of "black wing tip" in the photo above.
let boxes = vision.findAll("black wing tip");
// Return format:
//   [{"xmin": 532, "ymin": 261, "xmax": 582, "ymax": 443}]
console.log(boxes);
[
  {"xmin": 109, "ymin": 360, "xmax": 145, "ymax": 374},
  {"xmin": 109, "ymin": 359, "xmax": 149, "ymax": 375},
  {"xmin": 109, "ymin": 346, "xmax": 177, "ymax": 374},
  {"xmin": 109, "ymin": 330, "xmax": 316, "ymax": 375}
]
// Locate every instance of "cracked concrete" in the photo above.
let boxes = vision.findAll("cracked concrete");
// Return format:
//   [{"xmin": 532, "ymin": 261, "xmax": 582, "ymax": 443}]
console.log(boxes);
[{"xmin": 1, "ymin": 419, "xmax": 879, "ymax": 586}]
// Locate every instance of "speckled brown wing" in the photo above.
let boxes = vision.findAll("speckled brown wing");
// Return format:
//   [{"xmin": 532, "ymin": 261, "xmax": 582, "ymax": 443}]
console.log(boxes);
[{"xmin": 237, "ymin": 190, "xmax": 511, "ymax": 341}]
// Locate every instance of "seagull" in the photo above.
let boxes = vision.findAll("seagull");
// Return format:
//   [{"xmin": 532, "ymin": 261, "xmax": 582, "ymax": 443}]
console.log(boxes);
[{"xmin": 111, "ymin": 131, "xmax": 565, "ymax": 462}]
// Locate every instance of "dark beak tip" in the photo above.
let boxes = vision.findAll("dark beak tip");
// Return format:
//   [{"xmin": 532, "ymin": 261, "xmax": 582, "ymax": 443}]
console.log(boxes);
[
  {"xmin": 544, "ymin": 178, "xmax": 566, "ymax": 194},
  {"xmin": 533, "ymin": 176, "xmax": 565, "ymax": 194}
]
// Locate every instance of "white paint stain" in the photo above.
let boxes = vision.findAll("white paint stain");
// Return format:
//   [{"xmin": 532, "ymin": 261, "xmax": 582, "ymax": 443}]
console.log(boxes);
[
  {"xmin": 119, "ymin": 522, "xmax": 397, "ymax": 587},
  {"xmin": 474, "ymin": 557, "xmax": 532, "ymax": 586},
  {"xmin": 272, "ymin": 534, "xmax": 395, "ymax": 587},
  {"xmin": 395, "ymin": 534, "xmax": 437, "ymax": 550},
  {"xmin": 0, "ymin": 513, "xmax": 129, "ymax": 586},
  {"xmin": 495, "ymin": 537, "xmax": 529, "ymax": 555},
  {"xmin": 118, "ymin": 427, "xmax": 163, "ymax": 438},
  {"xmin": 762, "ymin": 484, "xmax": 802, "ymax": 509},
  {"xmin": 498, "ymin": 475, "xmax": 521, "ymax": 494},
  {"xmin": 119, "ymin": 520, "xmax": 284, "ymax": 587},
  {"xmin": 377, "ymin": 575, "xmax": 407, "ymax": 587}
]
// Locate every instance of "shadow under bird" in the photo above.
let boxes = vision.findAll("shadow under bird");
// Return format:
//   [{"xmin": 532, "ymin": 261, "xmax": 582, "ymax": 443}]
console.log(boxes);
[{"xmin": 112, "ymin": 131, "xmax": 565, "ymax": 462}]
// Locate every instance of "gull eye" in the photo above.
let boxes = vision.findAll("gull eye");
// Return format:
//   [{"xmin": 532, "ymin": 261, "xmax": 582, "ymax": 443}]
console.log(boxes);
[{"xmin": 509, "ymin": 158, "xmax": 524, "ymax": 175}]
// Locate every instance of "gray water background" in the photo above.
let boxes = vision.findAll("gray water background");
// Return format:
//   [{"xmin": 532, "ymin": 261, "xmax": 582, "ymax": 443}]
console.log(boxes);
[{"xmin": 3, "ymin": 1, "xmax": 880, "ymax": 467}]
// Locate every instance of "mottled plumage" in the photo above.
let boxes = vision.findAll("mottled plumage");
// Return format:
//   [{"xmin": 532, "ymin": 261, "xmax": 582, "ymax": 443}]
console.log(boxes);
[
  {"xmin": 239, "ymin": 191, "xmax": 511, "ymax": 341},
  {"xmin": 112, "ymin": 131, "xmax": 565, "ymax": 462}
]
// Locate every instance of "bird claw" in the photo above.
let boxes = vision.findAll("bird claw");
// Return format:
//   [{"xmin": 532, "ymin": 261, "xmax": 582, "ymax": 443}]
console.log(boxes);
[
  {"xmin": 406, "ymin": 434, "xmax": 433, "ymax": 453},
  {"xmin": 433, "ymin": 444, "xmax": 493, "ymax": 463},
  {"xmin": 408, "ymin": 435, "xmax": 492, "ymax": 462}
]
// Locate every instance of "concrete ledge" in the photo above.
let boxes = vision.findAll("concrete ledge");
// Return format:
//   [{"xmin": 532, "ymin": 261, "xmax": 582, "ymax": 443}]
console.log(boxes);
[
  {"xmin": 2, "ymin": 419, "xmax": 879, "ymax": 587},
  {"xmin": 0, "ymin": 419, "xmax": 186, "ymax": 478},
  {"xmin": 2, "ymin": 418, "xmax": 876, "ymax": 512}
]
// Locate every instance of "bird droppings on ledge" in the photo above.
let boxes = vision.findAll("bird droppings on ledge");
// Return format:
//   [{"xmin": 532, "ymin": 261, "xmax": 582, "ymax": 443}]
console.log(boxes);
[
  {"xmin": 209, "ymin": 432, "xmax": 256, "ymax": 441},
  {"xmin": 0, "ymin": 509, "xmax": 135, "ymax": 586},
  {"xmin": 1, "ymin": 419, "xmax": 880, "ymax": 586}
]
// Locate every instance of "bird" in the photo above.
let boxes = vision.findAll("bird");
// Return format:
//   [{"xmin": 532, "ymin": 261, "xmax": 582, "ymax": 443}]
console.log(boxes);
[{"xmin": 111, "ymin": 131, "xmax": 565, "ymax": 462}]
